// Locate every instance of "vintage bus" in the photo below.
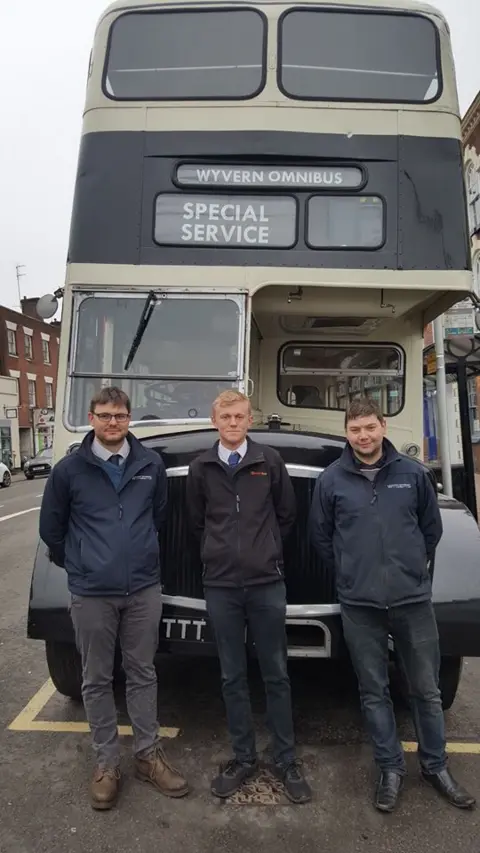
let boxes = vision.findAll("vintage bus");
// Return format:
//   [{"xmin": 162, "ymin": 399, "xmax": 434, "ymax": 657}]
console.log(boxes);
[{"xmin": 28, "ymin": 0, "xmax": 480, "ymax": 709}]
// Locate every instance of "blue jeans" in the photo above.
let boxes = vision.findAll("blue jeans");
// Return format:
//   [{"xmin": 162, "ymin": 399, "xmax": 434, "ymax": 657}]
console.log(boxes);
[
  {"xmin": 205, "ymin": 581, "xmax": 296, "ymax": 766},
  {"xmin": 341, "ymin": 601, "xmax": 447, "ymax": 775}
]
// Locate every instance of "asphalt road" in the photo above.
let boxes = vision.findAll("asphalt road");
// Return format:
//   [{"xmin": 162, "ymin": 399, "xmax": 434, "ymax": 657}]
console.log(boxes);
[{"xmin": 1, "ymin": 476, "xmax": 480, "ymax": 853}]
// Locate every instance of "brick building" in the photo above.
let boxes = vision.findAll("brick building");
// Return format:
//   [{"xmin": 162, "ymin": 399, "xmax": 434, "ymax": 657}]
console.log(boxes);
[
  {"xmin": 0, "ymin": 298, "xmax": 60, "ymax": 463},
  {"xmin": 463, "ymin": 90, "xmax": 480, "ymax": 289}
]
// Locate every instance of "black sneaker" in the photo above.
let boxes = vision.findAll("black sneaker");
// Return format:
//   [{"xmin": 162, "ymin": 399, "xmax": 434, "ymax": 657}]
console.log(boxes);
[
  {"xmin": 211, "ymin": 758, "xmax": 258, "ymax": 798},
  {"xmin": 273, "ymin": 760, "xmax": 312, "ymax": 804}
]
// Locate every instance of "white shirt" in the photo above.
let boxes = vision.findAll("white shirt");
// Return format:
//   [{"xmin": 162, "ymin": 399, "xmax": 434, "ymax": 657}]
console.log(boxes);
[
  {"xmin": 92, "ymin": 437, "xmax": 130, "ymax": 466},
  {"xmin": 218, "ymin": 439, "xmax": 248, "ymax": 465}
]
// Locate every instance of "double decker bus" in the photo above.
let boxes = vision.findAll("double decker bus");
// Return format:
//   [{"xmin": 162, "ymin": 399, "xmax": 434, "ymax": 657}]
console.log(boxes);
[{"xmin": 29, "ymin": 0, "xmax": 480, "ymax": 708}]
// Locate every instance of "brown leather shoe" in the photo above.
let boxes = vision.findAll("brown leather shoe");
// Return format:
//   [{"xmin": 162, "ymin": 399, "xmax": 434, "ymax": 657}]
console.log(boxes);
[
  {"xmin": 135, "ymin": 745, "xmax": 189, "ymax": 798},
  {"xmin": 90, "ymin": 766, "xmax": 121, "ymax": 810}
]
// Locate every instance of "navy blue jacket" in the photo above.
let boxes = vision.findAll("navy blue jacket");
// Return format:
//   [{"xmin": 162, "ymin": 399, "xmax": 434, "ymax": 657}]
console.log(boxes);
[
  {"xmin": 39, "ymin": 432, "xmax": 167, "ymax": 596},
  {"xmin": 309, "ymin": 439, "xmax": 443, "ymax": 608}
]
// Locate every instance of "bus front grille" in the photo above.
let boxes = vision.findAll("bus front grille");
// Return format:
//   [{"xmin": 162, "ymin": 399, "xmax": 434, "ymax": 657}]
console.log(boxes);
[{"xmin": 160, "ymin": 474, "xmax": 337, "ymax": 605}]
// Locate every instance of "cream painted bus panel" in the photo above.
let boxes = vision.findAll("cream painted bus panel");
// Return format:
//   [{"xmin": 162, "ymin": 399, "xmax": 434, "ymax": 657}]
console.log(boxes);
[{"xmin": 84, "ymin": 0, "xmax": 460, "ymax": 132}]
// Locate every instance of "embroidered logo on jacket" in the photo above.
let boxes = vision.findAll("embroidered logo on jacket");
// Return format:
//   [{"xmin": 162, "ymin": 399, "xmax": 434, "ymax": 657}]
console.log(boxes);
[
  {"xmin": 133, "ymin": 475, "xmax": 153, "ymax": 481},
  {"xmin": 387, "ymin": 483, "xmax": 411, "ymax": 489},
  {"xmin": 250, "ymin": 471, "xmax": 268, "ymax": 476}
]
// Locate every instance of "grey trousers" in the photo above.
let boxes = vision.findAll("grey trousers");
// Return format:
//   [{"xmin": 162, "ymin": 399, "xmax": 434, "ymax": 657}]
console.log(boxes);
[{"xmin": 70, "ymin": 582, "xmax": 163, "ymax": 769}]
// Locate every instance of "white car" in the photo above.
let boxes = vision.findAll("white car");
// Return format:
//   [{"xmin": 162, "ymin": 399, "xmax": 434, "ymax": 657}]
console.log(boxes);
[{"xmin": 0, "ymin": 462, "xmax": 11, "ymax": 488}]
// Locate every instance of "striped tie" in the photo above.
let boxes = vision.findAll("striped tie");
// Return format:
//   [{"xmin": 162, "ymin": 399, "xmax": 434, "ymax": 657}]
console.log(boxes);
[{"xmin": 228, "ymin": 451, "xmax": 241, "ymax": 467}]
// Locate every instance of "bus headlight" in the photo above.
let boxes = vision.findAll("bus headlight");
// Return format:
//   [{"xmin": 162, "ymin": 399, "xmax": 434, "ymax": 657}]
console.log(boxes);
[{"xmin": 401, "ymin": 442, "xmax": 421, "ymax": 458}]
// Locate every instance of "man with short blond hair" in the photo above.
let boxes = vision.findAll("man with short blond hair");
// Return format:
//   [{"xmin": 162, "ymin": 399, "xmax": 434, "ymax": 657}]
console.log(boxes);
[
  {"xmin": 40, "ymin": 386, "xmax": 189, "ymax": 809},
  {"xmin": 186, "ymin": 390, "xmax": 311, "ymax": 803}
]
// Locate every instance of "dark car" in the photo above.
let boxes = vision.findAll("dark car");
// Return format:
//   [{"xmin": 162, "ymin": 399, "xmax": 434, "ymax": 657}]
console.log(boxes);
[{"xmin": 24, "ymin": 447, "xmax": 53, "ymax": 480}]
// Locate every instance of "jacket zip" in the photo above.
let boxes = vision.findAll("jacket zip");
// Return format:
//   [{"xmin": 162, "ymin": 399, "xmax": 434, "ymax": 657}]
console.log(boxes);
[
  {"xmin": 236, "ymin": 493, "xmax": 241, "ymax": 585},
  {"xmin": 205, "ymin": 453, "xmax": 266, "ymax": 586},
  {"xmin": 80, "ymin": 454, "xmax": 152, "ymax": 596},
  {"xmin": 118, "ymin": 501, "xmax": 129, "ymax": 595},
  {"xmin": 343, "ymin": 461, "xmax": 393, "ymax": 610},
  {"xmin": 369, "ymin": 476, "xmax": 388, "ymax": 608}
]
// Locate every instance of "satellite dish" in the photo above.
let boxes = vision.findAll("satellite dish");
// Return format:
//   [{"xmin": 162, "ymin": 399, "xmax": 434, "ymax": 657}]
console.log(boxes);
[{"xmin": 36, "ymin": 294, "xmax": 59, "ymax": 320}]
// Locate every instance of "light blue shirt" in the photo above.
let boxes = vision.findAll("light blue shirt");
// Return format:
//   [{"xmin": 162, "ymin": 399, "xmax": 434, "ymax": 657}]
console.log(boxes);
[
  {"xmin": 218, "ymin": 439, "xmax": 248, "ymax": 465},
  {"xmin": 92, "ymin": 437, "xmax": 130, "ymax": 466}
]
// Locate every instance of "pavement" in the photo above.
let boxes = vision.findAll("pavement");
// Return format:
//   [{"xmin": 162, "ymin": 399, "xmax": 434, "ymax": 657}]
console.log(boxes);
[{"xmin": 1, "ymin": 477, "xmax": 480, "ymax": 853}]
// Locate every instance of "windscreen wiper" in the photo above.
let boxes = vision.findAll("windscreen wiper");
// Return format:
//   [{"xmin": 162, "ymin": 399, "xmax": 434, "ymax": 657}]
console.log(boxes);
[{"xmin": 124, "ymin": 290, "xmax": 158, "ymax": 371}]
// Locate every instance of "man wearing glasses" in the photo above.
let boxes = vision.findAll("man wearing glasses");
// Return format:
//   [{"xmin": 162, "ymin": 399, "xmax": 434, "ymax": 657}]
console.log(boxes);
[{"xmin": 40, "ymin": 386, "xmax": 189, "ymax": 810}]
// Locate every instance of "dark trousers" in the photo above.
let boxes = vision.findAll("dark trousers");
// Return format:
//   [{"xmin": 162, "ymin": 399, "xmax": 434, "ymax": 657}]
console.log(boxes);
[
  {"xmin": 205, "ymin": 581, "xmax": 296, "ymax": 766},
  {"xmin": 341, "ymin": 600, "xmax": 447, "ymax": 775}
]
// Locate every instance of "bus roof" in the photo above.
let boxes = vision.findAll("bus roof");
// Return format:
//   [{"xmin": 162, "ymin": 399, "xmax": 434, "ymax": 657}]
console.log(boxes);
[{"xmin": 97, "ymin": 0, "xmax": 449, "ymax": 28}]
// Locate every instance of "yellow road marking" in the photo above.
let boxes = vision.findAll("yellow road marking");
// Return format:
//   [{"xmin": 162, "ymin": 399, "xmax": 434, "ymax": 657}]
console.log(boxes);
[
  {"xmin": 403, "ymin": 741, "xmax": 480, "ymax": 754},
  {"xmin": 9, "ymin": 680, "xmax": 480, "ymax": 753},
  {"xmin": 8, "ymin": 678, "xmax": 179, "ymax": 738}
]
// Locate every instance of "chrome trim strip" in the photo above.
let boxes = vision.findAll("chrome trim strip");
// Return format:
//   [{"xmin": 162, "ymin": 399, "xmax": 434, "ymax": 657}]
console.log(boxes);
[
  {"xmin": 167, "ymin": 466, "xmax": 190, "ymax": 478},
  {"xmin": 286, "ymin": 463, "xmax": 324, "ymax": 478},
  {"xmin": 166, "ymin": 463, "xmax": 323, "ymax": 479},
  {"xmin": 162, "ymin": 594, "xmax": 340, "ymax": 617},
  {"xmin": 162, "ymin": 595, "xmax": 206, "ymax": 610},
  {"xmin": 287, "ymin": 603, "xmax": 340, "ymax": 616}
]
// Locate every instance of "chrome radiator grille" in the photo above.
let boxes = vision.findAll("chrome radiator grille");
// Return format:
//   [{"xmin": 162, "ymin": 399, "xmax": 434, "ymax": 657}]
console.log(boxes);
[{"xmin": 160, "ymin": 468, "xmax": 336, "ymax": 605}]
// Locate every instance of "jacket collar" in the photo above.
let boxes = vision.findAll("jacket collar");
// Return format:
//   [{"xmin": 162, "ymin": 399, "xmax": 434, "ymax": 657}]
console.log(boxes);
[
  {"xmin": 200, "ymin": 434, "xmax": 265, "ymax": 468},
  {"xmin": 339, "ymin": 437, "xmax": 400, "ymax": 473},
  {"xmin": 78, "ymin": 430, "xmax": 150, "ymax": 469}
]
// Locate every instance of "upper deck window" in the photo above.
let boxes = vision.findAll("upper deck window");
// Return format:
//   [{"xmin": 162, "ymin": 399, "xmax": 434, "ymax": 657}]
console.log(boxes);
[
  {"xmin": 104, "ymin": 8, "xmax": 266, "ymax": 100},
  {"xmin": 279, "ymin": 10, "xmax": 440, "ymax": 103}
]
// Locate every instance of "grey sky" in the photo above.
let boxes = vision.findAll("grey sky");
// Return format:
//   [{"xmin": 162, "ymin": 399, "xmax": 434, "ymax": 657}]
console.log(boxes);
[{"xmin": 1, "ymin": 0, "xmax": 479, "ymax": 312}]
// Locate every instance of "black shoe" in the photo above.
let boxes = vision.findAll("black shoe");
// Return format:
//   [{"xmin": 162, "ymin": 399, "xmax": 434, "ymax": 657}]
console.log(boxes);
[
  {"xmin": 421, "ymin": 768, "xmax": 476, "ymax": 809},
  {"xmin": 211, "ymin": 758, "xmax": 258, "ymax": 798},
  {"xmin": 375, "ymin": 771, "xmax": 404, "ymax": 812},
  {"xmin": 273, "ymin": 760, "xmax": 312, "ymax": 804}
]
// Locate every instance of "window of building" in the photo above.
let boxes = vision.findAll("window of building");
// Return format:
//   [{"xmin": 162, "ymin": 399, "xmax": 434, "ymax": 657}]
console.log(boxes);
[
  {"xmin": 28, "ymin": 379, "xmax": 36, "ymax": 408},
  {"xmin": 468, "ymin": 376, "xmax": 480, "ymax": 436},
  {"xmin": 7, "ymin": 328, "xmax": 17, "ymax": 356},
  {"xmin": 42, "ymin": 339, "xmax": 50, "ymax": 364},
  {"xmin": 45, "ymin": 382, "xmax": 53, "ymax": 409},
  {"xmin": 474, "ymin": 252, "xmax": 480, "ymax": 297},
  {"xmin": 466, "ymin": 162, "xmax": 480, "ymax": 236},
  {"xmin": 278, "ymin": 343, "xmax": 404, "ymax": 415},
  {"xmin": 24, "ymin": 333, "xmax": 33, "ymax": 360}
]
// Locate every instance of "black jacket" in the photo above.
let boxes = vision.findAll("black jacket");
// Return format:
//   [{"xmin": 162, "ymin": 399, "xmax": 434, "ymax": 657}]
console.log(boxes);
[
  {"xmin": 186, "ymin": 437, "xmax": 296, "ymax": 587},
  {"xmin": 309, "ymin": 439, "xmax": 443, "ymax": 608},
  {"xmin": 39, "ymin": 432, "xmax": 167, "ymax": 596}
]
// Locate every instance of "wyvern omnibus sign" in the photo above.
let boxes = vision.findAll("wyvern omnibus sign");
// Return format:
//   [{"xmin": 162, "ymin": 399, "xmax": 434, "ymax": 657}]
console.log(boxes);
[
  {"xmin": 155, "ymin": 194, "xmax": 296, "ymax": 247},
  {"xmin": 176, "ymin": 164, "xmax": 363, "ymax": 189}
]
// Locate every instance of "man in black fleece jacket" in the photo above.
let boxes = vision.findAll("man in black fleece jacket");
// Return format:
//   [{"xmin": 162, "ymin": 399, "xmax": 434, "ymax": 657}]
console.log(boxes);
[{"xmin": 187, "ymin": 390, "xmax": 311, "ymax": 804}]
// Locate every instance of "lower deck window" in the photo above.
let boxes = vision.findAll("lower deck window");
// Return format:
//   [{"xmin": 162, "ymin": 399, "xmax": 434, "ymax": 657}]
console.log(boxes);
[{"xmin": 278, "ymin": 343, "xmax": 404, "ymax": 415}]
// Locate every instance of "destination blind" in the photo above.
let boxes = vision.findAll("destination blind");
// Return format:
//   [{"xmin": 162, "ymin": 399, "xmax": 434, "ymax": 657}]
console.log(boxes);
[
  {"xmin": 154, "ymin": 195, "xmax": 297, "ymax": 247},
  {"xmin": 176, "ymin": 164, "xmax": 363, "ymax": 189}
]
